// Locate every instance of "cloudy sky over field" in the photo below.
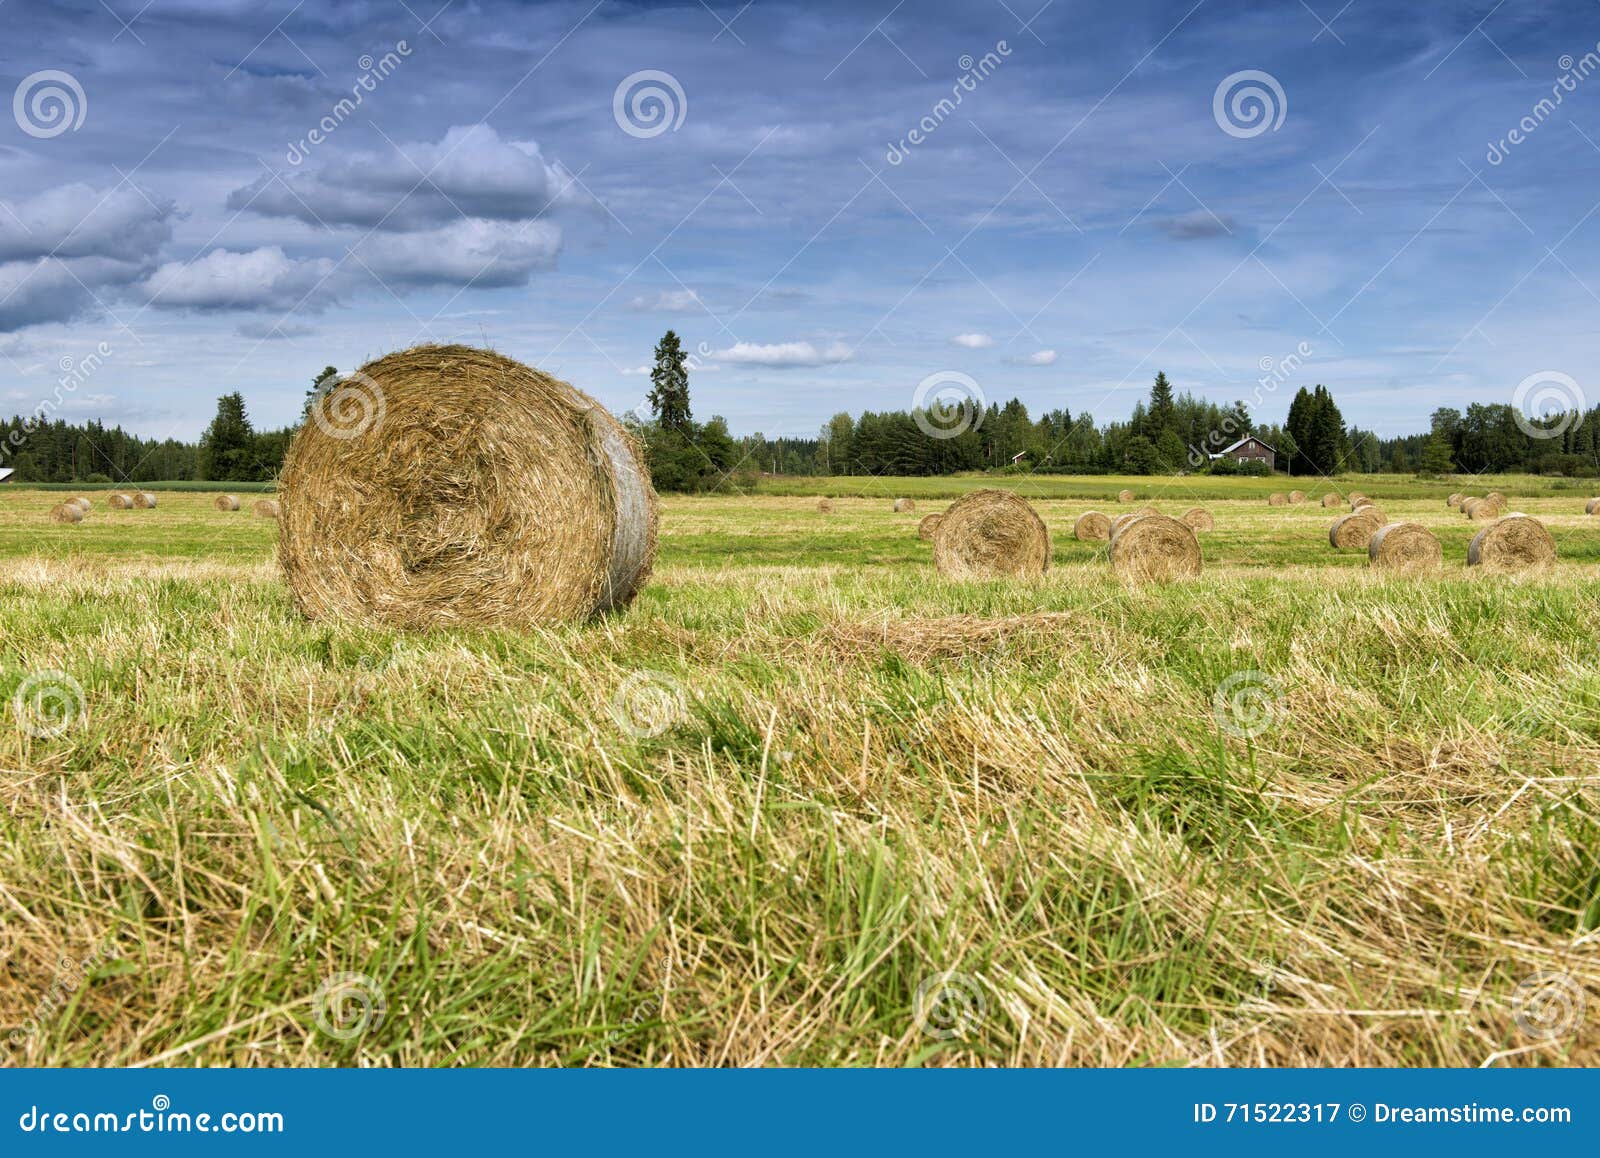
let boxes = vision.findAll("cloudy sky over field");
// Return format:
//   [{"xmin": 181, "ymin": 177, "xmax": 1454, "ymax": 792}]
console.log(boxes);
[{"xmin": 2, "ymin": 0, "xmax": 1599, "ymax": 439}]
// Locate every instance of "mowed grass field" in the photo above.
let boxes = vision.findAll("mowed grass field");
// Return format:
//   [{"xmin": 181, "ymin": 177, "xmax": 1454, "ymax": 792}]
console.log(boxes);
[{"xmin": 2, "ymin": 476, "xmax": 1598, "ymax": 1067}]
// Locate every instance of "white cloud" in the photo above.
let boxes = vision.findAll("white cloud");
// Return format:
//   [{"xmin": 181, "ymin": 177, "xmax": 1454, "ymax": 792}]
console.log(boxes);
[
  {"xmin": 951, "ymin": 332, "xmax": 995, "ymax": 348},
  {"xmin": 1008, "ymin": 349, "xmax": 1058, "ymax": 366},
  {"xmin": 355, "ymin": 219, "xmax": 562, "ymax": 288},
  {"xmin": 714, "ymin": 340, "xmax": 851, "ymax": 367},
  {"xmin": 628, "ymin": 289, "xmax": 701, "ymax": 312},
  {"xmin": 138, "ymin": 246, "xmax": 335, "ymax": 312}
]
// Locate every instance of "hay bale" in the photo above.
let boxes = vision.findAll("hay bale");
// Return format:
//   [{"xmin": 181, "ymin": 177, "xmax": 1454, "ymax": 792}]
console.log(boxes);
[
  {"xmin": 1288, "ymin": 490, "xmax": 1306, "ymax": 504},
  {"xmin": 1485, "ymin": 491, "xmax": 1506, "ymax": 504},
  {"xmin": 277, "ymin": 344, "xmax": 659, "ymax": 630},
  {"xmin": 69, "ymin": 496, "xmax": 92, "ymax": 512},
  {"xmin": 1467, "ymin": 515, "xmax": 1556, "ymax": 571},
  {"xmin": 931, "ymin": 489, "xmax": 1049, "ymax": 579},
  {"xmin": 1267, "ymin": 492, "xmax": 1288, "ymax": 506},
  {"xmin": 48, "ymin": 502, "xmax": 83, "ymax": 524},
  {"xmin": 1586, "ymin": 497, "xmax": 1600, "ymax": 515},
  {"xmin": 893, "ymin": 498, "xmax": 915, "ymax": 513},
  {"xmin": 1347, "ymin": 493, "xmax": 1369, "ymax": 510},
  {"xmin": 133, "ymin": 492, "xmax": 157, "ymax": 509},
  {"xmin": 1328, "ymin": 507, "xmax": 1386, "ymax": 549},
  {"xmin": 214, "ymin": 494, "xmax": 241, "ymax": 511},
  {"xmin": 917, "ymin": 512, "xmax": 944, "ymax": 540},
  {"xmin": 1116, "ymin": 489, "xmax": 1135, "ymax": 503},
  {"xmin": 1109, "ymin": 512, "xmax": 1146, "ymax": 537},
  {"xmin": 1467, "ymin": 496, "xmax": 1503, "ymax": 520},
  {"xmin": 1320, "ymin": 492, "xmax": 1341, "ymax": 508},
  {"xmin": 1107, "ymin": 513, "xmax": 1202, "ymax": 583},
  {"xmin": 817, "ymin": 498, "xmax": 835, "ymax": 514},
  {"xmin": 1367, "ymin": 521, "xmax": 1441, "ymax": 572},
  {"xmin": 1180, "ymin": 507, "xmax": 1214, "ymax": 531},
  {"xmin": 1074, "ymin": 511, "xmax": 1112, "ymax": 541},
  {"xmin": 1447, "ymin": 493, "xmax": 1462, "ymax": 508},
  {"xmin": 108, "ymin": 492, "xmax": 134, "ymax": 509},
  {"xmin": 253, "ymin": 499, "xmax": 281, "ymax": 520}
]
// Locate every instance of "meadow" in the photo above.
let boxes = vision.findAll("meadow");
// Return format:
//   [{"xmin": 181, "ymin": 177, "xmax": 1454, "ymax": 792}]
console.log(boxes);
[{"xmin": 1, "ymin": 474, "xmax": 1597, "ymax": 1067}]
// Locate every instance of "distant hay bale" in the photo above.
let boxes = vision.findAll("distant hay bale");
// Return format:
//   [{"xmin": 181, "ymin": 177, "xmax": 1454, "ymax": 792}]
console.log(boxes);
[
  {"xmin": 1485, "ymin": 491, "xmax": 1506, "ymax": 504},
  {"xmin": 1074, "ymin": 510, "xmax": 1112, "ymax": 541},
  {"xmin": 214, "ymin": 494, "xmax": 241, "ymax": 511},
  {"xmin": 48, "ymin": 502, "xmax": 83, "ymax": 524},
  {"xmin": 817, "ymin": 498, "xmax": 835, "ymax": 514},
  {"xmin": 1181, "ymin": 507, "xmax": 1214, "ymax": 531},
  {"xmin": 69, "ymin": 496, "xmax": 92, "ymax": 512},
  {"xmin": 1468, "ymin": 515, "xmax": 1556, "ymax": 571},
  {"xmin": 1288, "ymin": 490, "xmax": 1306, "ymax": 504},
  {"xmin": 1586, "ymin": 497, "xmax": 1600, "ymax": 515},
  {"xmin": 1448, "ymin": 493, "xmax": 1462, "ymax": 508},
  {"xmin": 931, "ymin": 489, "xmax": 1050, "ymax": 579},
  {"xmin": 1108, "ymin": 513, "xmax": 1202, "ymax": 583},
  {"xmin": 133, "ymin": 492, "xmax": 157, "ymax": 509},
  {"xmin": 1117, "ymin": 489, "xmax": 1135, "ymax": 503},
  {"xmin": 1267, "ymin": 492, "xmax": 1288, "ymax": 506},
  {"xmin": 1329, "ymin": 506, "xmax": 1386, "ymax": 549},
  {"xmin": 1320, "ymin": 492, "xmax": 1342, "ymax": 508},
  {"xmin": 1367, "ymin": 521, "xmax": 1442, "ymax": 573},
  {"xmin": 1347, "ymin": 492, "xmax": 1369, "ymax": 510},
  {"xmin": 893, "ymin": 498, "xmax": 915, "ymax": 513},
  {"xmin": 1466, "ymin": 496, "xmax": 1504, "ymax": 520},
  {"xmin": 108, "ymin": 492, "xmax": 134, "ymax": 509},
  {"xmin": 278, "ymin": 344, "xmax": 659, "ymax": 630},
  {"xmin": 253, "ymin": 499, "xmax": 281, "ymax": 519},
  {"xmin": 917, "ymin": 512, "xmax": 944, "ymax": 540}
]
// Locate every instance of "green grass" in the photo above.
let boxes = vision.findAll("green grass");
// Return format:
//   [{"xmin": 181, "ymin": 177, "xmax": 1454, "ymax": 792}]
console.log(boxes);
[{"xmin": 1, "ymin": 477, "xmax": 1597, "ymax": 1067}]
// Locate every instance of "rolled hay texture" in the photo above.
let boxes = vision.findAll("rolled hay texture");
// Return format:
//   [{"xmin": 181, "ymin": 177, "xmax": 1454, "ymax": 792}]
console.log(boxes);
[
  {"xmin": 1329, "ymin": 506, "xmax": 1387, "ymax": 549},
  {"xmin": 48, "ymin": 502, "xmax": 84, "ymax": 524},
  {"xmin": 1466, "ymin": 497, "xmax": 1504, "ymax": 520},
  {"xmin": 1109, "ymin": 512, "xmax": 1146, "ymax": 537},
  {"xmin": 1288, "ymin": 490, "xmax": 1306, "ymax": 504},
  {"xmin": 214, "ymin": 494, "xmax": 241, "ymax": 511},
  {"xmin": 1074, "ymin": 511, "xmax": 1112, "ymax": 541},
  {"xmin": 277, "ymin": 345, "xmax": 659, "ymax": 630},
  {"xmin": 1181, "ymin": 507, "xmax": 1214, "ymax": 531},
  {"xmin": 133, "ymin": 492, "xmax": 157, "ymax": 509},
  {"xmin": 108, "ymin": 492, "xmax": 134, "ymax": 509},
  {"xmin": 1268, "ymin": 492, "xmax": 1288, "ymax": 506},
  {"xmin": 1448, "ymin": 493, "xmax": 1463, "ymax": 508},
  {"xmin": 1117, "ymin": 489, "xmax": 1135, "ymax": 503},
  {"xmin": 1321, "ymin": 492, "xmax": 1342, "ymax": 508},
  {"xmin": 931, "ymin": 489, "xmax": 1050, "ymax": 580},
  {"xmin": 1107, "ymin": 513, "xmax": 1202, "ymax": 583},
  {"xmin": 1485, "ymin": 491, "xmax": 1506, "ymax": 505},
  {"xmin": 893, "ymin": 498, "xmax": 916, "ymax": 513},
  {"xmin": 917, "ymin": 512, "xmax": 944, "ymax": 540},
  {"xmin": 1467, "ymin": 515, "xmax": 1556, "ymax": 571},
  {"xmin": 1586, "ymin": 497, "xmax": 1600, "ymax": 515},
  {"xmin": 69, "ymin": 496, "xmax": 92, "ymax": 512},
  {"xmin": 253, "ymin": 499, "xmax": 281, "ymax": 519},
  {"xmin": 817, "ymin": 498, "xmax": 835, "ymax": 514},
  {"xmin": 1367, "ymin": 521, "xmax": 1442, "ymax": 573},
  {"xmin": 1347, "ymin": 492, "xmax": 1369, "ymax": 509}
]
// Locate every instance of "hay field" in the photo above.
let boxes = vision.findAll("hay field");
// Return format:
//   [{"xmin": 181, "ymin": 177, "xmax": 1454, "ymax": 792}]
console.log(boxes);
[{"xmin": 2, "ymin": 479, "xmax": 1598, "ymax": 1067}]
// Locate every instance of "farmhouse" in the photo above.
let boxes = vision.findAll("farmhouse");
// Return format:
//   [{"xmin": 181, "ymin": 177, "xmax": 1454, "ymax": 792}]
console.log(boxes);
[{"xmin": 1208, "ymin": 435, "xmax": 1275, "ymax": 472}]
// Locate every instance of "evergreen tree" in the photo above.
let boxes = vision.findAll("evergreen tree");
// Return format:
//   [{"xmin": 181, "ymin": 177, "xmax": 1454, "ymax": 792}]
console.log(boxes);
[
  {"xmin": 197, "ymin": 393, "xmax": 257, "ymax": 481},
  {"xmin": 647, "ymin": 331, "xmax": 692, "ymax": 431},
  {"xmin": 302, "ymin": 366, "xmax": 340, "ymax": 420},
  {"xmin": 1418, "ymin": 431, "xmax": 1455, "ymax": 476},
  {"xmin": 1147, "ymin": 371, "xmax": 1176, "ymax": 438}
]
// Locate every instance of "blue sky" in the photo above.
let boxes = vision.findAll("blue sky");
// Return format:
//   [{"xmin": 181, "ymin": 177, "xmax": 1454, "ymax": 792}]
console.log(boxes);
[{"xmin": 2, "ymin": 0, "xmax": 1599, "ymax": 441}]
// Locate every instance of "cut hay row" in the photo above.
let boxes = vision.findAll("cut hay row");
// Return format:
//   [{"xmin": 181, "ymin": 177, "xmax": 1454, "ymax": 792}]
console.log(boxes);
[
  {"xmin": 917, "ymin": 512, "xmax": 943, "ymax": 540},
  {"xmin": 1320, "ymin": 492, "xmax": 1342, "ymax": 508},
  {"xmin": 48, "ymin": 502, "xmax": 83, "ymax": 524},
  {"xmin": 1467, "ymin": 514, "xmax": 1556, "ymax": 571},
  {"xmin": 214, "ymin": 494, "xmax": 241, "ymax": 511},
  {"xmin": 817, "ymin": 498, "xmax": 834, "ymax": 514},
  {"xmin": 1107, "ymin": 513, "xmax": 1202, "ymax": 583},
  {"xmin": 278, "ymin": 344, "xmax": 659, "ymax": 630},
  {"xmin": 1367, "ymin": 521, "xmax": 1441, "ymax": 573},
  {"xmin": 1180, "ymin": 507, "xmax": 1213, "ymax": 532},
  {"xmin": 931, "ymin": 489, "xmax": 1048, "ymax": 579},
  {"xmin": 253, "ymin": 499, "xmax": 281, "ymax": 520},
  {"xmin": 1329, "ymin": 506, "xmax": 1386, "ymax": 549},
  {"xmin": 893, "ymin": 498, "xmax": 915, "ymax": 513},
  {"xmin": 1073, "ymin": 511, "xmax": 1111, "ymax": 541}
]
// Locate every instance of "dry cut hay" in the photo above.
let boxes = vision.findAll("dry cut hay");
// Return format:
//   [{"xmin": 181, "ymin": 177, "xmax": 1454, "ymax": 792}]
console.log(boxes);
[
  {"xmin": 931, "ymin": 489, "xmax": 1049, "ymax": 580},
  {"xmin": 1586, "ymin": 497, "xmax": 1600, "ymax": 515},
  {"xmin": 69, "ymin": 496, "xmax": 92, "ymax": 512},
  {"xmin": 1447, "ymin": 493, "xmax": 1462, "ymax": 508},
  {"xmin": 893, "ymin": 498, "xmax": 915, "ymax": 513},
  {"xmin": 48, "ymin": 502, "xmax": 83, "ymax": 524},
  {"xmin": 1329, "ymin": 506, "xmax": 1386, "ymax": 549},
  {"xmin": 1347, "ymin": 492, "xmax": 1369, "ymax": 509},
  {"xmin": 133, "ymin": 492, "xmax": 157, "ymax": 509},
  {"xmin": 1116, "ymin": 489, "xmax": 1135, "ymax": 503},
  {"xmin": 1485, "ymin": 491, "xmax": 1506, "ymax": 504},
  {"xmin": 108, "ymin": 493, "xmax": 134, "ymax": 510},
  {"xmin": 817, "ymin": 498, "xmax": 835, "ymax": 514},
  {"xmin": 1180, "ymin": 507, "xmax": 1214, "ymax": 531},
  {"xmin": 214, "ymin": 494, "xmax": 241, "ymax": 511},
  {"xmin": 277, "ymin": 344, "xmax": 659, "ymax": 630},
  {"xmin": 1267, "ymin": 492, "xmax": 1288, "ymax": 506},
  {"xmin": 1465, "ymin": 496, "xmax": 1504, "ymax": 520},
  {"xmin": 253, "ymin": 499, "xmax": 281, "ymax": 520},
  {"xmin": 1320, "ymin": 492, "xmax": 1342, "ymax": 508},
  {"xmin": 1367, "ymin": 521, "xmax": 1442, "ymax": 573},
  {"xmin": 1288, "ymin": 490, "xmax": 1306, "ymax": 504},
  {"xmin": 1467, "ymin": 514, "xmax": 1556, "ymax": 571},
  {"xmin": 1107, "ymin": 513, "xmax": 1202, "ymax": 583},
  {"xmin": 1073, "ymin": 511, "xmax": 1111, "ymax": 541},
  {"xmin": 917, "ymin": 512, "xmax": 944, "ymax": 540},
  {"xmin": 1108, "ymin": 512, "xmax": 1146, "ymax": 537}
]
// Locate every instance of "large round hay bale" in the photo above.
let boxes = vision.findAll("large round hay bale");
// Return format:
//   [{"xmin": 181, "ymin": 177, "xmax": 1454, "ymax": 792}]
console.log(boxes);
[
  {"xmin": 1485, "ymin": 491, "xmax": 1506, "ymax": 505},
  {"xmin": 253, "ymin": 499, "xmax": 281, "ymax": 520},
  {"xmin": 1329, "ymin": 507, "xmax": 1386, "ymax": 549},
  {"xmin": 1368, "ymin": 521, "xmax": 1442, "ymax": 573},
  {"xmin": 108, "ymin": 492, "xmax": 134, "ymax": 510},
  {"xmin": 1320, "ymin": 492, "xmax": 1342, "ymax": 508},
  {"xmin": 277, "ymin": 344, "xmax": 659, "ymax": 630},
  {"xmin": 48, "ymin": 502, "xmax": 83, "ymax": 524},
  {"xmin": 1288, "ymin": 490, "xmax": 1306, "ymax": 504},
  {"xmin": 69, "ymin": 496, "xmax": 92, "ymax": 512},
  {"xmin": 1586, "ymin": 497, "xmax": 1600, "ymax": 515},
  {"xmin": 133, "ymin": 492, "xmax": 157, "ymax": 509},
  {"xmin": 1074, "ymin": 511, "xmax": 1111, "ymax": 541},
  {"xmin": 817, "ymin": 498, "xmax": 835, "ymax": 514},
  {"xmin": 1181, "ymin": 507, "xmax": 1214, "ymax": 531},
  {"xmin": 1467, "ymin": 515, "xmax": 1556, "ymax": 571},
  {"xmin": 931, "ymin": 489, "xmax": 1049, "ymax": 579},
  {"xmin": 917, "ymin": 512, "xmax": 944, "ymax": 540},
  {"xmin": 1109, "ymin": 512, "xmax": 1146, "ymax": 537},
  {"xmin": 1108, "ymin": 513, "xmax": 1202, "ymax": 583},
  {"xmin": 893, "ymin": 498, "xmax": 915, "ymax": 513},
  {"xmin": 1447, "ymin": 493, "xmax": 1462, "ymax": 508},
  {"xmin": 1116, "ymin": 489, "xmax": 1135, "ymax": 503},
  {"xmin": 214, "ymin": 494, "xmax": 241, "ymax": 511},
  {"xmin": 1267, "ymin": 492, "xmax": 1288, "ymax": 506}
]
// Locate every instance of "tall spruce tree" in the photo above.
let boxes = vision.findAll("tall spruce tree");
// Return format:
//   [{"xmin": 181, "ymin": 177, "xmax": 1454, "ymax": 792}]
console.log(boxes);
[
  {"xmin": 197, "ymin": 392, "xmax": 257, "ymax": 481},
  {"xmin": 648, "ymin": 331, "xmax": 692, "ymax": 430}
]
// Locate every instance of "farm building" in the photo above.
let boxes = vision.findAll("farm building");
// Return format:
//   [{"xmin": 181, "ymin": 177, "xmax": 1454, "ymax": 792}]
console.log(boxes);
[
  {"xmin": 0, "ymin": 467, "xmax": 13, "ymax": 484},
  {"xmin": 1208, "ymin": 435, "xmax": 1275, "ymax": 472}
]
